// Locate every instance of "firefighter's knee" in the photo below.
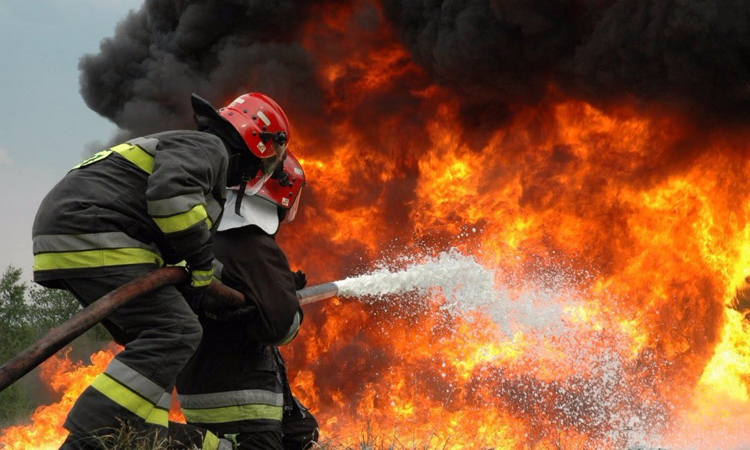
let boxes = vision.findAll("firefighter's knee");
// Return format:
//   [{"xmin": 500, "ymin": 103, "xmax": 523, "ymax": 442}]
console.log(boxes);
[{"xmin": 182, "ymin": 316, "xmax": 203, "ymax": 351}]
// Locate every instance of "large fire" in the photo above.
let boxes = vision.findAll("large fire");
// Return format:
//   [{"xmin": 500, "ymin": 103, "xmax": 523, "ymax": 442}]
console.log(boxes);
[
  {"xmin": 2, "ymin": 1, "xmax": 750, "ymax": 449},
  {"xmin": 0, "ymin": 348, "xmax": 117, "ymax": 450}
]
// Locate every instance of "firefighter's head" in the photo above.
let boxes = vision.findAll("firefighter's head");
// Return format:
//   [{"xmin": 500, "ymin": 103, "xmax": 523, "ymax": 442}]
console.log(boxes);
[{"xmin": 191, "ymin": 92, "xmax": 291, "ymax": 190}]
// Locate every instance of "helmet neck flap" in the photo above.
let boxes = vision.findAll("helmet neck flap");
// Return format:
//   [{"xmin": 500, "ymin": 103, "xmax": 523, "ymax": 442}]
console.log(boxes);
[
  {"xmin": 218, "ymin": 190, "xmax": 280, "ymax": 235},
  {"xmin": 191, "ymin": 94, "xmax": 254, "ymax": 185}
]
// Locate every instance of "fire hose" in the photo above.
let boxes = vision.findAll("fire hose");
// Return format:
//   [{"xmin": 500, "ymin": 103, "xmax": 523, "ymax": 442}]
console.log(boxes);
[{"xmin": 0, "ymin": 267, "xmax": 339, "ymax": 393}]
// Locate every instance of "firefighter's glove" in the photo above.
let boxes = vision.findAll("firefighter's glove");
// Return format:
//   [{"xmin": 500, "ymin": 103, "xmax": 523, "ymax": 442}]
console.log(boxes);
[{"xmin": 292, "ymin": 270, "xmax": 307, "ymax": 290}]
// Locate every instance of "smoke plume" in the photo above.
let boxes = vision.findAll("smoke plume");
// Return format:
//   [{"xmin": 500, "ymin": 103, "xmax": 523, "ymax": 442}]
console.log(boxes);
[
  {"xmin": 81, "ymin": 0, "xmax": 750, "ymax": 141},
  {"xmin": 381, "ymin": 0, "xmax": 750, "ymax": 126},
  {"xmin": 79, "ymin": 0, "xmax": 328, "ymax": 138}
]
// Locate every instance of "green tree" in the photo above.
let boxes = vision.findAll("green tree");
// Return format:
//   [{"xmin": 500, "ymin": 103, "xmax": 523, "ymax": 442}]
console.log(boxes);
[
  {"xmin": 0, "ymin": 266, "xmax": 110, "ymax": 425},
  {"xmin": 28, "ymin": 284, "xmax": 81, "ymax": 334},
  {"xmin": 0, "ymin": 266, "xmax": 30, "ymax": 332},
  {"xmin": 0, "ymin": 266, "xmax": 35, "ymax": 422}
]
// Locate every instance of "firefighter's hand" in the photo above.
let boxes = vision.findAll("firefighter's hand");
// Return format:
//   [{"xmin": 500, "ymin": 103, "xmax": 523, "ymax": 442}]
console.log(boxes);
[
  {"xmin": 292, "ymin": 270, "xmax": 307, "ymax": 290},
  {"xmin": 182, "ymin": 264, "xmax": 214, "ymax": 313},
  {"xmin": 215, "ymin": 304, "xmax": 257, "ymax": 322},
  {"xmin": 184, "ymin": 242, "xmax": 214, "ymax": 286}
]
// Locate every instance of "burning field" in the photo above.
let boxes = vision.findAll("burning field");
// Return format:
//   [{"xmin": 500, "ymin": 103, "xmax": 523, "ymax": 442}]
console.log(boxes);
[{"xmin": 3, "ymin": 0, "xmax": 750, "ymax": 448}]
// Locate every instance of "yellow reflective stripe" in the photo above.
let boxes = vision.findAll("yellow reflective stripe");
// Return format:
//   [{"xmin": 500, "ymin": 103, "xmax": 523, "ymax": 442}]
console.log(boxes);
[
  {"xmin": 71, "ymin": 150, "xmax": 113, "ymax": 170},
  {"xmin": 33, "ymin": 248, "xmax": 163, "ymax": 271},
  {"xmin": 114, "ymin": 145, "xmax": 155, "ymax": 174},
  {"xmin": 70, "ymin": 144, "xmax": 155, "ymax": 174},
  {"xmin": 153, "ymin": 204, "xmax": 208, "ymax": 234},
  {"xmin": 105, "ymin": 359, "xmax": 166, "ymax": 405},
  {"xmin": 182, "ymin": 404, "xmax": 283, "ymax": 424},
  {"xmin": 202, "ymin": 432, "xmax": 221, "ymax": 450},
  {"xmin": 145, "ymin": 408, "xmax": 169, "ymax": 427},
  {"xmin": 33, "ymin": 232, "xmax": 159, "ymax": 254},
  {"xmin": 91, "ymin": 374, "xmax": 168, "ymax": 427},
  {"xmin": 191, "ymin": 268, "xmax": 214, "ymax": 288},
  {"xmin": 178, "ymin": 389, "xmax": 282, "ymax": 409},
  {"xmin": 192, "ymin": 269, "xmax": 213, "ymax": 278}
]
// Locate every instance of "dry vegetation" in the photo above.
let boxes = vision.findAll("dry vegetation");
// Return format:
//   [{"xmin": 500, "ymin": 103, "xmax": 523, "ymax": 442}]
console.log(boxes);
[
  {"xmin": 91, "ymin": 422, "xmax": 171, "ymax": 450},
  {"xmin": 95, "ymin": 420, "xmax": 453, "ymax": 450}
]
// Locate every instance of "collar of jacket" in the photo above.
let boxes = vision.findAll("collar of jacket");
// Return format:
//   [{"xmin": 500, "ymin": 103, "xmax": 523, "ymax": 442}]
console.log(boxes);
[
  {"xmin": 218, "ymin": 190, "xmax": 280, "ymax": 235},
  {"xmin": 191, "ymin": 93, "xmax": 247, "ymax": 153}
]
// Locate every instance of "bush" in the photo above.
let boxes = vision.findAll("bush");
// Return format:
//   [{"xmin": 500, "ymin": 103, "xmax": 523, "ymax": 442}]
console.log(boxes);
[{"xmin": 0, "ymin": 266, "xmax": 109, "ymax": 426}]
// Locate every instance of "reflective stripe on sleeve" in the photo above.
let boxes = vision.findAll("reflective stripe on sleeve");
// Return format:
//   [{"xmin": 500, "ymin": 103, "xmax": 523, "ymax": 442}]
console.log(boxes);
[
  {"xmin": 33, "ymin": 248, "xmax": 163, "ymax": 272},
  {"xmin": 152, "ymin": 204, "xmax": 208, "ymax": 234},
  {"xmin": 191, "ymin": 268, "xmax": 214, "ymax": 288},
  {"xmin": 147, "ymin": 192, "xmax": 206, "ymax": 217},
  {"xmin": 181, "ymin": 404, "xmax": 283, "ymax": 424},
  {"xmin": 90, "ymin": 374, "xmax": 169, "ymax": 427},
  {"xmin": 211, "ymin": 260, "xmax": 224, "ymax": 281}
]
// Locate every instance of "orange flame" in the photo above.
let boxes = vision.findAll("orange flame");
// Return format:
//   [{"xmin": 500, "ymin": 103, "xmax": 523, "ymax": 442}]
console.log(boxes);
[
  {"xmin": 3, "ymin": 1, "xmax": 750, "ymax": 448},
  {"xmin": 0, "ymin": 348, "xmax": 118, "ymax": 450}
]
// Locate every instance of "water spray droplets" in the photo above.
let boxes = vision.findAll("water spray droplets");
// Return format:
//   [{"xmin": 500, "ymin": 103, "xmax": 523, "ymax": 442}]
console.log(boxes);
[
  {"xmin": 331, "ymin": 248, "xmax": 676, "ymax": 448},
  {"xmin": 336, "ymin": 249, "xmax": 494, "ymax": 304}
]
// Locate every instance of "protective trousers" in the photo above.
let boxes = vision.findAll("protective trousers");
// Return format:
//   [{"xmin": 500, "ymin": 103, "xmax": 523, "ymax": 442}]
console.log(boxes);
[
  {"xmin": 58, "ymin": 270, "xmax": 202, "ymax": 450},
  {"xmin": 167, "ymin": 423, "xmax": 282, "ymax": 450}
]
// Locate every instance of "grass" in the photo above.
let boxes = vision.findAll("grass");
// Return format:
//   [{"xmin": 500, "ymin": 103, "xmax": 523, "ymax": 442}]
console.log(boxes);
[
  {"xmin": 84, "ymin": 421, "xmax": 666, "ymax": 450},
  {"xmin": 307, "ymin": 420, "xmax": 451, "ymax": 450},
  {"xmin": 90, "ymin": 421, "xmax": 175, "ymax": 450},
  {"xmin": 93, "ymin": 419, "xmax": 452, "ymax": 450}
]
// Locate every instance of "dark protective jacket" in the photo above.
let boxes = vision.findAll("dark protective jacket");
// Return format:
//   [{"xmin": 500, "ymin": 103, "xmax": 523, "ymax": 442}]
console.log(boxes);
[
  {"xmin": 176, "ymin": 225, "xmax": 302, "ymax": 435},
  {"xmin": 32, "ymin": 131, "xmax": 228, "ymax": 286}
]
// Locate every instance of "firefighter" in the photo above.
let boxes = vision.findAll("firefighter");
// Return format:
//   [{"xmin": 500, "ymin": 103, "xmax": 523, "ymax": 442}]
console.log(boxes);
[
  {"xmin": 32, "ymin": 93, "xmax": 291, "ymax": 449},
  {"xmin": 172, "ymin": 150, "xmax": 319, "ymax": 450}
]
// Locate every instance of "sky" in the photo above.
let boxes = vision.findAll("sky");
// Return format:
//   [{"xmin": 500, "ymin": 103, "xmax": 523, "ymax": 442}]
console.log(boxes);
[{"xmin": 0, "ymin": 0, "xmax": 144, "ymax": 281}]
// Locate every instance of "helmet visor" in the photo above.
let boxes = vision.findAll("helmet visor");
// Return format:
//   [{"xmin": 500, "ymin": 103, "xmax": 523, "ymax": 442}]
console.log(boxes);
[
  {"xmin": 283, "ymin": 187, "xmax": 303, "ymax": 224},
  {"xmin": 243, "ymin": 141, "xmax": 287, "ymax": 196}
]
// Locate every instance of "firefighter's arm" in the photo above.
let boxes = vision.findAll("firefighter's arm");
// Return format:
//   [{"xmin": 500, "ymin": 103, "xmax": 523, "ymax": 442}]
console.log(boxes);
[
  {"xmin": 273, "ymin": 270, "xmax": 307, "ymax": 345},
  {"xmin": 146, "ymin": 133, "xmax": 227, "ymax": 279},
  {"xmin": 212, "ymin": 227, "xmax": 302, "ymax": 345}
]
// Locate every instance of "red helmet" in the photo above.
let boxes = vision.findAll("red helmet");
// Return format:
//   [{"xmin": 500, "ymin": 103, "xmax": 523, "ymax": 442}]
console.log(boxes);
[
  {"xmin": 219, "ymin": 93, "xmax": 291, "ymax": 158},
  {"xmin": 220, "ymin": 93, "xmax": 291, "ymax": 196},
  {"xmin": 254, "ymin": 151, "xmax": 306, "ymax": 224}
]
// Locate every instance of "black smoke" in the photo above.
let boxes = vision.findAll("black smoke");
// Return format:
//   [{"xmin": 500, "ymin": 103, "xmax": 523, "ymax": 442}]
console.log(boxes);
[
  {"xmin": 79, "ymin": 0, "xmax": 328, "ymax": 139},
  {"xmin": 381, "ymin": 0, "xmax": 750, "ymax": 126},
  {"xmin": 80, "ymin": 0, "xmax": 750, "ymax": 138}
]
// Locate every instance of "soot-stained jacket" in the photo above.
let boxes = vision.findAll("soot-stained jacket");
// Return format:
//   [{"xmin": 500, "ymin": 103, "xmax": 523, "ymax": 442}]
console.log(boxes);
[
  {"xmin": 176, "ymin": 225, "xmax": 302, "ymax": 434},
  {"xmin": 32, "ymin": 131, "xmax": 228, "ymax": 286}
]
